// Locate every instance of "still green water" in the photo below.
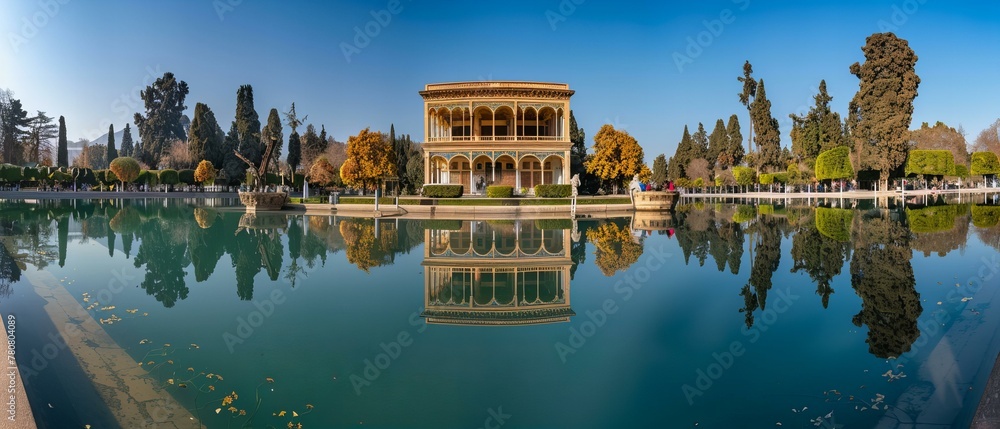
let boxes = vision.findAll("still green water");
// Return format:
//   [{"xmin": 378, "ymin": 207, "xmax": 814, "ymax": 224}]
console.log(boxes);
[{"xmin": 2, "ymin": 197, "xmax": 1000, "ymax": 428}]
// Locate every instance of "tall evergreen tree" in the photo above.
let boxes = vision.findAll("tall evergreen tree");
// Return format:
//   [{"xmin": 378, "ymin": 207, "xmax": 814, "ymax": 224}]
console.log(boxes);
[
  {"xmin": 391, "ymin": 124, "xmax": 411, "ymax": 190},
  {"xmin": 790, "ymin": 80, "xmax": 847, "ymax": 161},
  {"xmin": 57, "ymin": 116, "xmax": 68, "ymax": 167},
  {"xmin": 737, "ymin": 61, "xmax": 757, "ymax": 154},
  {"xmin": 692, "ymin": 122, "xmax": 709, "ymax": 161},
  {"xmin": 723, "ymin": 115, "xmax": 745, "ymax": 168},
  {"xmin": 222, "ymin": 122, "xmax": 245, "ymax": 184},
  {"xmin": 234, "ymin": 85, "xmax": 262, "ymax": 167},
  {"xmin": 120, "ymin": 124, "xmax": 134, "ymax": 158},
  {"xmin": 651, "ymin": 154, "xmax": 668, "ymax": 185},
  {"xmin": 107, "ymin": 124, "xmax": 118, "ymax": 161},
  {"xmin": 261, "ymin": 108, "xmax": 283, "ymax": 173},
  {"xmin": 750, "ymin": 79, "xmax": 781, "ymax": 172},
  {"xmin": 848, "ymin": 32, "xmax": 921, "ymax": 190},
  {"xmin": 669, "ymin": 125, "xmax": 695, "ymax": 180},
  {"xmin": 0, "ymin": 90, "xmax": 30, "ymax": 164},
  {"xmin": 707, "ymin": 119, "xmax": 728, "ymax": 169},
  {"xmin": 133, "ymin": 72, "xmax": 189, "ymax": 168},
  {"xmin": 570, "ymin": 110, "xmax": 587, "ymax": 171},
  {"xmin": 188, "ymin": 103, "xmax": 225, "ymax": 167},
  {"xmin": 287, "ymin": 130, "xmax": 301, "ymax": 175}
]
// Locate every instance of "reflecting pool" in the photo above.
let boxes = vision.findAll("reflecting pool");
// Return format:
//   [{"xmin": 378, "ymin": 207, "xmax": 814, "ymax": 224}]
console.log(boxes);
[{"xmin": 2, "ymin": 196, "xmax": 1000, "ymax": 428}]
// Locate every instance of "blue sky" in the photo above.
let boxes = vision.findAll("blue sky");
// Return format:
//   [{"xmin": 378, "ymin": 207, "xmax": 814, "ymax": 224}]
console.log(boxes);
[{"xmin": 1, "ymin": 0, "xmax": 998, "ymax": 158}]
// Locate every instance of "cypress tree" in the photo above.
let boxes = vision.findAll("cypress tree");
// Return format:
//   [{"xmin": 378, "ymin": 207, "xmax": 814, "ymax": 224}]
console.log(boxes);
[
  {"xmin": 693, "ymin": 122, "xmax": 708, "ymax": 161},
  {"xmin": 724, "ymin": 114, "xmax": 745, "ymax": 168},
  {"xmin": 737, "ymin": 61, "xmax": 757, "ymax": 154},
  {"xmin": 121, "ymin": 124, "xmax": 134, "ymax": 158},
  {"xmin": 107, "ymin": 124, "xmax": 118, "ymax": 161},
  {"xmin": 133, "ymin": 72, "xmax": 189, "ymax": 168},
  {"xmin": 790, "ymin": 80, "xmax": 847, "ymax": 161},
  {"xmin": 287, "ymin": 130, "xmax": 301, "ymax": 175},
  {"xmin": 651, "ymin": 154, "xmax": 667, "ymax": 185},
  {"xmin": 188, "ymin": 103, "xmax": 225, "ymax": 167},
  {"xmin": 848, "ymin": 32, "xmax": 920, "ymax": 190},
  {"xmin": 751, "ymin": 79, "xmax": 781, "ymax": 172},
  {"xmin": 669, "ymin": 126, "xmax": 695, "ymax": 180},
  {"xmin": 261, "ymin": 108, "xmax": 283, "ymax": 172},
  {"xmin": 222, "ymin": 122, "xmax": 245, "ymax": 184},
  {"xmin": 234, "ymin": 85, "xmax": 262, "ymax": 166},
  {"xmin": 57, "ymin": 116, "xmax": 68, "ymax": 167},
  {"xmin": 707, "ymin": 119, "xmax": 727, "ymax": 169}
]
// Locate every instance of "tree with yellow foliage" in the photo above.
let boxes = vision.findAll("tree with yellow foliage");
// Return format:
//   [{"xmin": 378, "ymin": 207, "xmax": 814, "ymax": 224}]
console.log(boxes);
[
  {"xmin": 585, "ymin": 124, "xmax": 646, "ymax": 193},
  {"xmin": 340, "ymin": 128, "xmax": 396, "ymax": 192}
]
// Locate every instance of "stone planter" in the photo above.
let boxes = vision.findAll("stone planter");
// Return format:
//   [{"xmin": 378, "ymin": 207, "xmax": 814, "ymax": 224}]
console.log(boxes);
[
  {"xmin": 631, "ymin": 190, "xmax": 679, "ymax": 212},
  {"xmin": 238, "ymin": 191, "xmax": 289, "ymax": 212}
]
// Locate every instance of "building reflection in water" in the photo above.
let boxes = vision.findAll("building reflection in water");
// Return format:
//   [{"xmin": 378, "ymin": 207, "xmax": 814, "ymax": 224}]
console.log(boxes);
[{"xmin": 421, "ymin": 220, "xmax": 575, "ymax": 326}]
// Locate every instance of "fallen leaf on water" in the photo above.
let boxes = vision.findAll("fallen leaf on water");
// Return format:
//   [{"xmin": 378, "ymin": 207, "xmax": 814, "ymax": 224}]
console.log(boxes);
[
  {"xmin": 187, "ymin": 367, "xmax": 194, "ymax": 372},
  {"xmin": 278, "ymin": 411, "xmax": 287, "ymax": 417},
  {"xmin": 167, "ymin": 379, "xmax": 174, "ymax": 385},
  {"xmin": 305, "ymin": 404, "xmax": 314, "ymax": 410},
  {"xmin": 293, "ymin": 411, "xmax": 299, "ymax": 417},
  {"xmin": 215, "ymin": 408, "xmax": 221, "ymax": 414},
  {"xmin": 266, "ymin": 377, "xmax": 275, "ymax": 383}
]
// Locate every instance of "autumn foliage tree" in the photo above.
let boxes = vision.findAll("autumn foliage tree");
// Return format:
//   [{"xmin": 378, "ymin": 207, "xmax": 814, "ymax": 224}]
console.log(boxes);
[
  {"xmin": 109, "ymin": 157, "xmax": 140, "ymax": 190},
  {"xmin": 339, "ymin": 128, "xmax": 395, "ymax": 192},
  {"xmin": 310, "ymin": 156, "xmax": 338, "ymax": 186},
  {"xmin": 586, "ymin": 124, "xmax": 646, "ymax": 193},
  {"xmin": 194, "ymin": 160, "xmax": 217, "ymax": 185}
]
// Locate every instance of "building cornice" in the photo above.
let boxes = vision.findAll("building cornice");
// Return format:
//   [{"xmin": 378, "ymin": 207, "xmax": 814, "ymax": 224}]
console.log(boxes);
[{"xmin": 420, "ymin": 81, "xmax": 574, "ymax": 100}]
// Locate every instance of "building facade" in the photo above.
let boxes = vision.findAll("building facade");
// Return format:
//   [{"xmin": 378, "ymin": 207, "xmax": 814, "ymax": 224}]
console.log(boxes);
[{"xmin": 420, "ymin": 81, "xmax": 574, "ymax": 195}]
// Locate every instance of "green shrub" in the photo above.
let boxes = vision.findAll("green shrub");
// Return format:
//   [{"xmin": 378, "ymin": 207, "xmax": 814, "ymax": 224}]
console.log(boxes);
[
  {"xmin": 109, "ymin": 157, "xmax": 141, "ymax": 184},
  {"xmin": 816, "ymin": 207, "xmax": 853, "ymax": 241},
  {"xmin": 534, "ymin": 184, "xmax": 572, "ymax": 198},
  {"xmin": 772, "ymin": 172, "xmax": 789, "ymax": 183},
  {"xmin": 421, "ymin": 184, "xmax": 463, "ymax": 198},
  {"xmin": 732, "ymin": 205, "xmax": 757, "ymax": 223},
  {"xmin": 815, "ymin": 146, "xmax": 854, "ymax": 181},
  {"xmin": 905, "ymin": 150, "xmax": 955, "ymax": 177},
  {"xmin": 178, "ymin": 169, "xmax": 196, "ymax": 185},
  {"xmin": 486, "ymin": 185, "xmax": 514, "ymax": 198},
  {"xmin": 906, "ymin": 205, "xmax": 963, "ymax": 233},
  {"xmin": 158, "ymin": 169, "xmax": 179, "ymax": 185},
  {"xmin": 22, "ymin": 167, "xmax": 40, "ymax": 181},
  {"xmin": 733, "ymin": 167, "xmax": 756, "ymax": 187},
  {"xmin": 0, "ymin": 164, "xmax": 23, "ymax": 183},
  {"xmin": 971, "ymin": 152, "xmax": 1000, "ymax": 175},
  {"xmin": 71, "ymin": 168, "xmax": 95, "ymax": 185},
  {"xmin": 292, "ymin": 173, "xmax": 305, "ymax": 188},
  {"xmin": 534, "ymin": 219, "xmax": 573, "ymax": 230},
  {"xmin": 972, "ymin": 205, "xmax": 1000, "ymax": 228},
  {"xmin": 759, "ymin": 174, "xmax": 774, "ymax": 185},
  {"xmin": 952, "ymin": 164, "xmax": 970, "ymax": 178}
]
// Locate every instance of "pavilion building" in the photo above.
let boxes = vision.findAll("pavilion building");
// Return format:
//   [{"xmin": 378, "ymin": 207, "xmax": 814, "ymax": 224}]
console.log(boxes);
[{"xmin": 420, "ymin": 81, "xmax": 574, "ymax": 195}]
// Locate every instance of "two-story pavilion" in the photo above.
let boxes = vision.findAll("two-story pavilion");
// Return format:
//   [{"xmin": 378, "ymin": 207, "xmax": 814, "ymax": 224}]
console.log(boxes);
[{"xmin": 420, "ymin": 81, "xmax": 574, "ymax": 195}]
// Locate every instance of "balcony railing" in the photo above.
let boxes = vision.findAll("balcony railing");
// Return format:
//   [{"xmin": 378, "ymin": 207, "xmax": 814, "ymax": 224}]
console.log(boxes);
[{"xmin": 427, "ymin": 136, "xmax": 565, "ymax": 142}]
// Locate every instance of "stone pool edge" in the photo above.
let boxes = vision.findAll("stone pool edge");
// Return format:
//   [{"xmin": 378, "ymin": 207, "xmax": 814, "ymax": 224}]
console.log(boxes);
[
  {"xmin": 1, "ymin": 310, "xmax": 38, "ymax": 429},
  {"xmin": 23, "ymin": 269, "xmax": 199, "ymax": 429}
]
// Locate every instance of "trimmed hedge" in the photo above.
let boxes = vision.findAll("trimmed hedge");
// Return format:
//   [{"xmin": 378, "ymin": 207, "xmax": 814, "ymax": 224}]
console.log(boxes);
[
  {"xmin": 534, "ymin": 219, "xmax": 573, "ymax": 230},
  {"xmin": 953, "ymin": 164, "xmax": 970, "ymax": 178},
  {"xmin": 907, "ymin": 204, "xmax": 964, "ymax": 233},
  {"xmin": 534, "ymin": 184, "xmax": 572, "ymax": 198},
  {"xmin": 905, "ymin": 150, "xmax": 955, "ymax": 177},
  {"xmin": 815, "ymin": 146, "xmax": 854, "ymax": 181},
  {"xmin": 971, "ymin": 152, "xmax": 1000, "ymax": 175},
  {"xmin": 421, "ymin": 184, "xmax": 463, "ymax": 198},
  {"xmin": 0, "ymin": 164, "xmax": 23, "ymax": 182},
  {"xmin": 486, "ymin": 185, "xmax": 514, "ymax": 198},
  {"xmin": 178, "ymin": 169, "xmax": 196, "ymax": 185},
  {"xmin": 759, "ymin": 174, "xmax": 774, "ymax": 185},
  {"xmin": 816, "ymin": 207, "xmax": 853, "ymax": 241},
  {"xmin": 158, "ymin": 169, "xmax": 179, "ymax": 185},
  {"xmin": 972, "ymin": 205, "xmax": 1000, "ymax": 228}
]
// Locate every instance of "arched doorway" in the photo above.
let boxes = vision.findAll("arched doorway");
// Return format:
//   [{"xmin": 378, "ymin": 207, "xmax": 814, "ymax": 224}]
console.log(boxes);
[
  {"xmin": 448, "ymin": 155, "xmax": 471, "ymax": 192},
  {"xmin": 494, "ymin": 155, "xmax": 516, "ymax": 187}
]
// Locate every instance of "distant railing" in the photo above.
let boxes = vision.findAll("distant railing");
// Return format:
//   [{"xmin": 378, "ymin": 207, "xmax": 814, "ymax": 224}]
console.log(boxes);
[{"xmin": 427, "ymin": 136, "xmax": 566, "ymax": 143}]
